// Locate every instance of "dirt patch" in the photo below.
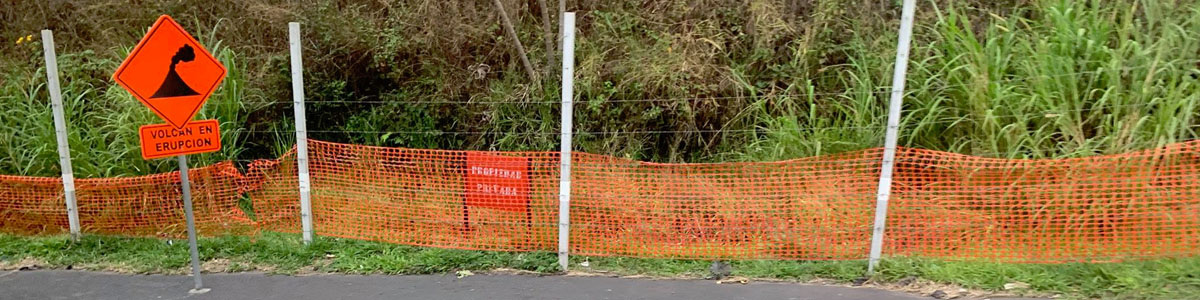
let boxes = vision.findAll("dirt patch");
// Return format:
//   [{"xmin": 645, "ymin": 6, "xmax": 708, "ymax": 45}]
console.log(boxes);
[
  {"xmin": 77, "ymin": 262, "xmax": 167, "ymax": 274},
  {"xmin": 0, "ymin": 258, "xmax": 46, "ymax": 271},
  {"xmin": 202, "ymin": 258, "xmax": 233, "ymax": 272},
  {"xmin": 0, "ymin": 256, "xmax": 286, "ymax": 275},
  {"xmin": 565, "ymin": 270, "xmax": 695, "ymax": 280},
  {"xmin": 201, "ymin": 258, "xmax": 277, "ymax": 274},
  {"xmin": 567, "ymin": 269, "xmax": 1046, "ymax": 299},
  {"xmin": 253, "ymin": 263, "xmax": 277, "ymax": 273},
  {"xmin": 862, "ymin": 278, "xmax": 1055, "ymax": 299},
  {"xmin": 294, "ymin": 254, "xmax": 337, "ymax": 275},
  {"xmin": 1, "ymin": 257, "xmax": 188, "ymax": 275},
  {"xmin": 869, "ymin": 279, "xmax": 984, "ymax": 299},
  {"xmin": 487, "ymin": 268, "xmax": 548, "ymax": 276}
]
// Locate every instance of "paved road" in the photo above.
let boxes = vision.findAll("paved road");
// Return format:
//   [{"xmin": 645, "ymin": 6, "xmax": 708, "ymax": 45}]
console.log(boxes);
[{"xmin": 0, "ymin": 270, "xmax": 932, "ymax": 300}]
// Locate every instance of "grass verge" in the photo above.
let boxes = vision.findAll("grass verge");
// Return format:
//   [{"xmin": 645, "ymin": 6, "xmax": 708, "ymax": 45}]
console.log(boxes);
[{"xmin": 1, "ymin": 232, "xmax": 1197, "ymax": 299}]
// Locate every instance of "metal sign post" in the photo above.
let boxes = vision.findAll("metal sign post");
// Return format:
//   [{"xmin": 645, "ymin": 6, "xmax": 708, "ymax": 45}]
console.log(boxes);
[
  {"xmin": 113, "ymin": 14, "xmax": 226, "ymax": 294},
  {"xmin": 177, "ymin": 155, "xmax": 208, "ymax": 294}
]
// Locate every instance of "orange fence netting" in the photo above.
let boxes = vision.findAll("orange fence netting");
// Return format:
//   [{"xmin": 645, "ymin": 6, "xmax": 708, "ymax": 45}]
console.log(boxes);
[
  {"xmin": 2, "ymin": 139, "xmax": 1199, "ymax": 262},
  {"xmin": 570, "ymin": 150, "xmax": 881, "ymax": 259},
  {"xmin": 1, "ymin": 162, "xmax": 254, "ymax": 237},
  {"xmin": 254, "ymin": 141, "xmax": 562, "ymax": 252},
  {"xmin": 886, "ymin": 143, "xmax": 1200, "ymax": 262}
]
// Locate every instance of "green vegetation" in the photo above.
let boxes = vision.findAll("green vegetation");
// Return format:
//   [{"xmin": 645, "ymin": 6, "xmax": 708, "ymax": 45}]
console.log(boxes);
[
  {"xmin": 0, "ymin": 232, "xmax": 558, "ymax": 275},
  {"xmin": 874, "ymin": 257, "xmax": 1200, "ymax": 300},
  {"xmin": 2, "ymin": 1, "xmax": 1199, "ymax": 299},
  {"xmin": 2, "ymin": 232, "xmax": 1197, "ymax": 299},
  {"xmin": 0, "ymin": 37, "xmax": 253, "ymax": 177},
  {"xmin": 898, "ymin": 0, "xmax": 1200, "ymax": 158},
  {"xmin": 2, "ymin": 0, "xmax": 1199, "ymax": 177}
]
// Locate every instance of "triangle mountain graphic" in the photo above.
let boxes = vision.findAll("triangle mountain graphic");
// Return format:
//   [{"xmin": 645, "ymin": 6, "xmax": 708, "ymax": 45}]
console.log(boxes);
[{"xmin": 151, "ymin": 44, "xmax": 201, "ymax": 98}]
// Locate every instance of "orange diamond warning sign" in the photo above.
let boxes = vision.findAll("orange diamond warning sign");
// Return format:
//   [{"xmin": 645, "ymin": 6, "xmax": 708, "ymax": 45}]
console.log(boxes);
[{"xmin": 113, "ymin": 15, "xmax": 226, "ymax": 129}]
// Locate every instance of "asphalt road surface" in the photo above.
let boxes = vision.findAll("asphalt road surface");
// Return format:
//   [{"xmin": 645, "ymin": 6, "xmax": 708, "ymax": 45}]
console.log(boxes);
[{"xmin": 0, "ymin": 270, "xmax": 939, "ymax": 300}]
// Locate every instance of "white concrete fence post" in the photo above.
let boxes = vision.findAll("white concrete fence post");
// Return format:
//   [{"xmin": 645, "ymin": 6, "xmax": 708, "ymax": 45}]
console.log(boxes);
[
  {"xmin": 289, "ymin": 22, "xmax": 314, "ymax": 245},
  {"xmin": 557, "ymin": 12, "xmax": 576, "ymax": 272},
  {"xmin": 868, "ymin": 0, "xmax": 917, "ymax": 274},
  {"xmin": 41, "ymin": 30, "xmax": 82, "ymax": 241}
]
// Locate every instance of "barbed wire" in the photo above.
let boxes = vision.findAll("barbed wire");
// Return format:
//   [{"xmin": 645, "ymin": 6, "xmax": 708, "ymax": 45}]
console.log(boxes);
[
  {"xmin": 919, "ymin": 59, "xmax": 1200, "ymax": 87},
  {"xmin": 267, "ymin": 90, "xmax": 895, "ymax": 105},
  {"xmin": 262, "ymin": 59, "xmax": 1200, "ymax": 106},
  {"xmin": 244, "ymin": 125, "xmax": 887, "ymax": 136},
  {"xmin": 907, "ymin": 102, "xmax": 1185, "ymax": 126},
  {"xmin": 235, "ymin": 100, "xmax": 1191, "ymax": 137},
  {"xmin": 239, "ymin": 100, "xmax": 1190, "ymax": 137}
]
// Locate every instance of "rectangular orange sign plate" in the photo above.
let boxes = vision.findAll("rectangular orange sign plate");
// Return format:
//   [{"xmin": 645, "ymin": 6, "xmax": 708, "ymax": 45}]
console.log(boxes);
[
  {"xmin": 464, "ymin": 153, "xmax": 531, "ymax": 212},
  {"xmin": 138, "ymin": 119, "xmax": 221, "ymax": 159}
]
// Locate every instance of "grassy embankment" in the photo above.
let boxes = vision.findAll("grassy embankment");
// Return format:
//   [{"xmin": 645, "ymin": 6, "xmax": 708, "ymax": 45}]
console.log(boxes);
[{"xmin": 3, "ymin": 0, "xmax": 1197, "ymax": 177}]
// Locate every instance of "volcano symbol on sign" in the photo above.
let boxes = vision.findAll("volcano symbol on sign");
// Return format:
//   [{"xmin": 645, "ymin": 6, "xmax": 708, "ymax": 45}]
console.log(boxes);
[
  {"xmin": 151, "ymin": 45, "xmax": 201, "ymax": 98},
  {"xmin": 113, "ymin": 15, "xmax": 226, "ymax": 129}
]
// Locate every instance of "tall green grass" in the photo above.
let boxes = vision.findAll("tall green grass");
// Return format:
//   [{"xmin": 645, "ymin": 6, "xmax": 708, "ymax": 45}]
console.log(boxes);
[
  {"xmin": 3, "ymin": 0, "xmax": 1200, "ymax": 175},
  {"xmin": 0, "ymin": 27, "xmax": 253, "ymax": 178},
  {"xmin": 903, "ymin": 0, "xmax": 1200, "ymax": 158},
  {"xmin": 740, "ymin": 0, "xmax": 1200, "ymax": 161}
]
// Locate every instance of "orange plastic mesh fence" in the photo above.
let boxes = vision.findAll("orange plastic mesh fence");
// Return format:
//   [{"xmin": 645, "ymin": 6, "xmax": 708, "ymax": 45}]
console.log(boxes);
[
  {"xmin": 0, "ymin": 175, "xmax": 66, "ymax": 234},
  {"xmin": 242, "ymin": 151, "xmax": 300, "ymax": 233},
  {"xmin": 289, "ymin": 140, "xmax": 561, "ymax": 251},
  {"xmin": 569, "ymin": 150, "xmax": 882, "ymax": 259},
  {"xmin": 75, "ymin": 162, "xmax": 252, "ymax": 237},
  {"xmin": 3, "ymin": 139, "xmax": 1199, "ymax": 262},
  {"xmin": 885, "ymin": 142, "xmax": 1200, "ymax": 262},
  {"xmin": 1, "ymin": 162, "xmax": 260, "ymax": 237}
]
